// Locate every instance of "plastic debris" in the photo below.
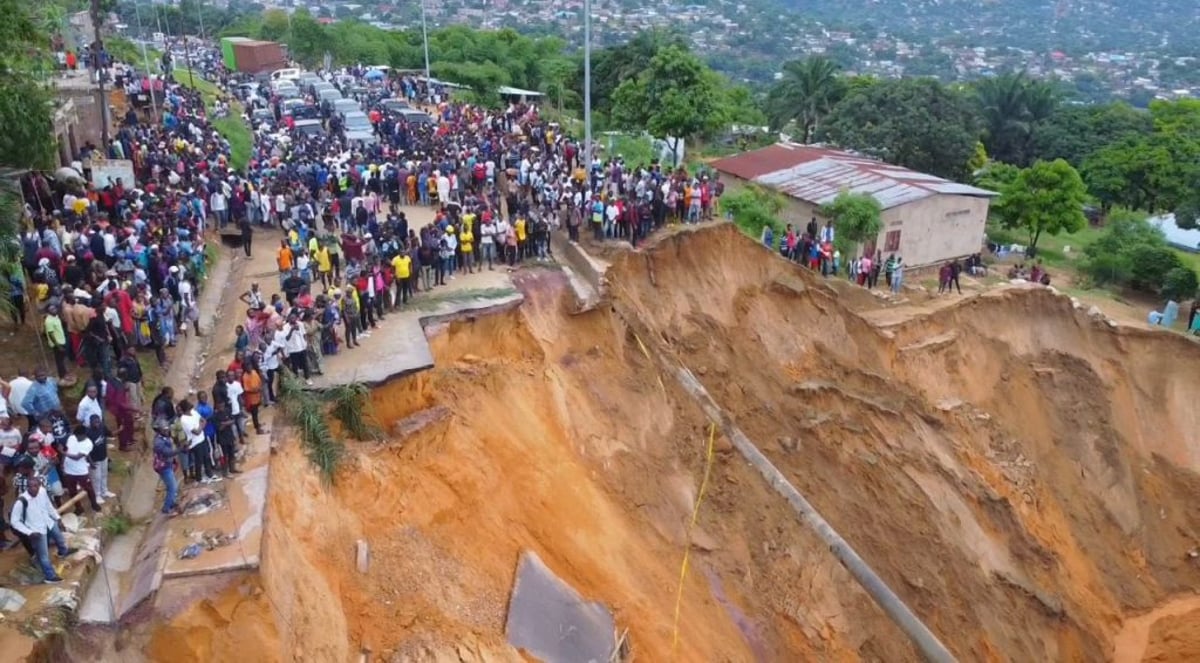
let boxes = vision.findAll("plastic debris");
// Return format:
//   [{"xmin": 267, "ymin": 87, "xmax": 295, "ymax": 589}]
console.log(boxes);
[
  {"xmin": 42, "ymin": 588, "xmax": 78, "ymax": 610},
  {"xmin": 179, "ymin": 544, "xmax": 203, "ymax": 560},
  {"xmin": 0, "ymin": 588, "xmax": 26, "ymax": 613}
]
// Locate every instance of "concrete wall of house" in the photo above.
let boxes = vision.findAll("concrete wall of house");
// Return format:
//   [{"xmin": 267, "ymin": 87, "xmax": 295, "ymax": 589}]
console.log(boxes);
[
  {"xmin": 875, "ymin": 195, "xmax": 991, "ymax": 267},
  {"xmin": 56, "ymin": 89, "xmax": 109, "ymax": 154},
  {"xmin": 720, "ymin": 175, "xmax": 990, "ymax": 265}
]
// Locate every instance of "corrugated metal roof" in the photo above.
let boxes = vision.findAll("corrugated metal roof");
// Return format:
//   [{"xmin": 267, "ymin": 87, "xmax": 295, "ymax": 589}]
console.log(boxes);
[{"xmin": 711, "ymin": 142, "xmax": 997, "ymax": 210}]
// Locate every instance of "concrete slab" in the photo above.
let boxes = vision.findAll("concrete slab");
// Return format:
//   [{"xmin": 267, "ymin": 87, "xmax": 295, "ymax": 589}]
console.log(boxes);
[
  {"xmin": 311, "ymin": 268, "xmax": 523, "ymax": 389},
  {"xmin": 505, "ymin": 550, "xmax": 617, "ymax": 661},
  {"xmin": 160, "ymin": 417, "xmax": 272, "ymax": 579},
  {"xmin": 119, "ymin": 516, "xmax": 170, "ymax": 615},
  {"xmin": 77, "ymin": 527, "xmax": 142, "ymax": 624}
]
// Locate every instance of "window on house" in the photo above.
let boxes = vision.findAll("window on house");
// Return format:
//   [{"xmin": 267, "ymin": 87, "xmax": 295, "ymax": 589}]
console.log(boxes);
[{"xmin": 884, "ymin": 230, "xmax": 901, "ymax": 252}]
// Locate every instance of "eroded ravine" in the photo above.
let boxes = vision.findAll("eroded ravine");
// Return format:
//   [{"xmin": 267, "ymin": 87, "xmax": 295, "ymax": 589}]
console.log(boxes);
[{"xmin": 123, "ymin": 224, "xmax": 1200, "ymax": 662}]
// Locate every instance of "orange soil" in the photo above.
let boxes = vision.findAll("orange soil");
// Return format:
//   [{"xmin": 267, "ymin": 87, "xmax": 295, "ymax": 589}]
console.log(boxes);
[{"xmin": 140, "ymin": 224, "xmax": 1200, "ymax": 661}]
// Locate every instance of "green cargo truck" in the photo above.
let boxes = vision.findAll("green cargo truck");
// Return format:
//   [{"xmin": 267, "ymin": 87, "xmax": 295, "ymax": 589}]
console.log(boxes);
[{"xmin": 221, "ymin": 37, "xmax": 252, "ymax": 70}]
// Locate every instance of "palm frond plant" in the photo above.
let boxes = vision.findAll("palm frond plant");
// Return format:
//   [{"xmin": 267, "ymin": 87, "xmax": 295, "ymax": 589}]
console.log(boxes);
[{"xmin": 325, "ymin": 381, "xmax": 381, "ymax": 442}]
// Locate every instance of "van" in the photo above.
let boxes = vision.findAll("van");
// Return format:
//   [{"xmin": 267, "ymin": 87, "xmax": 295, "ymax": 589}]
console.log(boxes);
[{"xmin": 271, "ymin": 68, "xmax": 301, "ymax": 82}]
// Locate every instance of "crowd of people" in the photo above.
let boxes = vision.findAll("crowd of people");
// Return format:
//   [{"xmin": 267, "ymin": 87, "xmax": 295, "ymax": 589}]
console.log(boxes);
[
  {"xmin": 0, "ymin": 47, "xmax": 772, "ymax": 584},
  {"xmin": 762, "ymin": 219, "xmax": 907, "ymax": 294},
  {"xmin": 0, "ymin": 57, "xmax": 245, "ymax": 583}
]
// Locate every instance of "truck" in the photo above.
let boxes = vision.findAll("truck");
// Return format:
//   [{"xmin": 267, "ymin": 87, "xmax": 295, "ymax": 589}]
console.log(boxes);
[{"xmin": 220, "ymin": 37, "xmax": 288, "ymax": 76}]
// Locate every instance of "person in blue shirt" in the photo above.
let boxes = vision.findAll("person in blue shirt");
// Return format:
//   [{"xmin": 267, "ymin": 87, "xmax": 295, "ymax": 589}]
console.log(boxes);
[
  {"xmin": 195, "ymin": 391, "xmax": 216, "ymax": 444},
  {"xmin": 22, "ymin": 370, "xmax": 61, "ymax": 422}
]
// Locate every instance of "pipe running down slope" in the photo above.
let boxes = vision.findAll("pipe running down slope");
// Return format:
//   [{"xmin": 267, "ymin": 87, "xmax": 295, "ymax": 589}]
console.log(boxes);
[{"xmin": 672, "ymin": 366, "xmax": 957, "ymax": 663}]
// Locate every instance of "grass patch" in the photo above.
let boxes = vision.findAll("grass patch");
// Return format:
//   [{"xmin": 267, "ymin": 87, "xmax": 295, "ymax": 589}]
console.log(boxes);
[
  {"xmin": 100, "ymin": 512, "xmax": 134, "ymax": 537},
  {"xmin": 176, "ymin": 68, "xmax": 253, "ymax": 171}
]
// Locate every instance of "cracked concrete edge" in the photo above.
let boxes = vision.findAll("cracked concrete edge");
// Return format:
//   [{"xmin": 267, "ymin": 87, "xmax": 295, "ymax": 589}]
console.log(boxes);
[{"xmin": 78, "ymin": 252, "xmax": 235, "ymax": 625}]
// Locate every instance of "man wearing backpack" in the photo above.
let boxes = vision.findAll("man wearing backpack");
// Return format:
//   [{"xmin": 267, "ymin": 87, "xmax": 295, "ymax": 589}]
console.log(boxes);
[{"xmin": 10, "ymin": 476, "xmax": 76, "ymax": 584}]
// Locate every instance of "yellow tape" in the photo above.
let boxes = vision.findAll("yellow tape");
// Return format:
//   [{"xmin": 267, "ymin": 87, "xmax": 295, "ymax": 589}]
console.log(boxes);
[{"xmin": 671, "ymin": 422, "xmax": 717, "ymax": 659}]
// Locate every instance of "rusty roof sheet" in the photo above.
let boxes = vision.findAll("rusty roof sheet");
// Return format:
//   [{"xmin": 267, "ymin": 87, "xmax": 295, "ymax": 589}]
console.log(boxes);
[{"xmin": 711, "ymin": 143, "xmax": 996, "ymax": 210}]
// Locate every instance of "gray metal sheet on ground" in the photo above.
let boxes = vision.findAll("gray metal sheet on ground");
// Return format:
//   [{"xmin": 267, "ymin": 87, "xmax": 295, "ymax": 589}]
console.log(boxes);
[{"xmin": 505, "ymin": 550, "xmax": 616, "ymax": 662}]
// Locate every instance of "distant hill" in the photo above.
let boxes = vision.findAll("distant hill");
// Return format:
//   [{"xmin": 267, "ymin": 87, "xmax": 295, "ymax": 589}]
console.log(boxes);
[{"xmin": 777, "ymin": 0, "xmax": 1200, "ymax": 53}]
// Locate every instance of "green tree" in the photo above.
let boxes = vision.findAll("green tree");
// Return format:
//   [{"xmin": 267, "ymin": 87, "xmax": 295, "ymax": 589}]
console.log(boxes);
[
  {"xmin": 611, "ymin": 45, "xmax": 731, "ymax": 165},
  {"xmin": 974, "ymin": 71, "xmax": 1059, "ymax": 166},
  {"xmin": 764, "ymin": 56, "xmax": 845, "ymax": 141},
  {"xmin": 588, "ymin": 29, "xmax": 688, "ymax": 118},
  {"xmin": 820, "ymin": 192, "xmax": 883, "ymax": 254},
  {"xmin": 0, "ymin": 0, "xmax": 56, "ymax": 171},
  {"xmin": 992, "ymin": 159, "xmax": 1088, "ymax": 251},
  {"xmin": 1031, "ymin": 102, "xmax": 1153, "ymax": 167},
  {"xmin": 1162, "ymin": 267, "xmax": 1199, "ymax": 301},
  {"xmin": 818, "ymin": 78, "xmax": 981, "ymax": 180},
  {"xmin": 974, "ymin": 161, "xmax": 1020, "ymax": 192},
  {"xmin": 724, "ymin": 185, "xmax": 786, "ymax": 237}
]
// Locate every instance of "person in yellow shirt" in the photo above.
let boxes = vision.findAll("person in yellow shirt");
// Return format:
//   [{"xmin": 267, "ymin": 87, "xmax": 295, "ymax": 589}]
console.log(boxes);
[
  {"xmin": 514, "ymin": 216, "xmax": 527, "ymax": 262},
  {"xmin": 406, "ymin": 173, "xmax": 417, "ymax": 205},
  {"xmin": 391, "ymin": 251, "xmax": 413, "ymax": 305},
  {"xmin": 315, "ymin": 243, "xmax": 332, "ymax": 288},
  {"xmin": 459, "ymin": 224, "xmax": 475, "ymax": 274}
]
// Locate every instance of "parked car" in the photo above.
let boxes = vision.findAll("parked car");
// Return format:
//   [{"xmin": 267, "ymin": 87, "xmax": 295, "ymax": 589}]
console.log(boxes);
[
  {"xmin": 333, "ymin": 98, "xmax": 362, "ymax": 116},
  {"xmin": 293, "ymin": 119, "xmax": 326, "ymax": 137},
  {"xmin": 397, "ymin": 108, "xmax": 435, "ymax": 125},
  {"xmin": 380, "ymin": 98, "xmax": 411, "ymax": 113}
]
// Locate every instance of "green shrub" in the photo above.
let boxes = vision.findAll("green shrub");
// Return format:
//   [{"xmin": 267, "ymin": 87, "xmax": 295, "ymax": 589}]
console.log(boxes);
[
  {"xmin": 100, "ymin": 513, "xmax": 133, "ymax": 537},
  {"xmin": 1163, "ymin": 267, "xmax": 1200, "ymax": 301},
  {"xmin": 278, "ymin": 372, "xmax": 345, "ymax": 485}
]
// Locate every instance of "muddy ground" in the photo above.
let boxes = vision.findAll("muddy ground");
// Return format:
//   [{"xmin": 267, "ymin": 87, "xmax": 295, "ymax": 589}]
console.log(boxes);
[{"xmin": 71, "ymin": 224, "xmax": 1200, "ymax": 662}]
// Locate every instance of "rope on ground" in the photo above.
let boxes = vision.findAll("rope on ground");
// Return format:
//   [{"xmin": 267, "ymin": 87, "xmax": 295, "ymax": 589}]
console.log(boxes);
[{"xmin": 671, "ymin": 421, "xmax": 717, "ymax": 659}]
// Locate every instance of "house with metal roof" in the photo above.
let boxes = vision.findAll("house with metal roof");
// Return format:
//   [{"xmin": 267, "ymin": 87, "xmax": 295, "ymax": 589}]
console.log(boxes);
[{"xmin": 711, "ymin": 142, "xmax": 998, "ymax": 267}]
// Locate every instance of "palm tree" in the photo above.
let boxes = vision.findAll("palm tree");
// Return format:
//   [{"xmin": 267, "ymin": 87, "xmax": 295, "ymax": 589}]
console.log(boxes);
[
  {"xmin": 765, "ymin": 57, "xmax": 845, "ymax": 142},
  {"xmin": 975, "ymin": 72, "xmax": 1059, "ymax": 166}
]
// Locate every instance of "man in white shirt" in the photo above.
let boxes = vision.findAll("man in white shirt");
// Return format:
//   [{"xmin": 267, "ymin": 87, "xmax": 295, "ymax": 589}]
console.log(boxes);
[
  {"xmin": 179, "ymin": 400, "xmax": 218, "ymax": 484},
  {"xmin": 281, "ymin": 316, "xmax": 312, "ymax": 385},
  {"xmin": 10, "ymin": 369, "xmax": 37, "ymax": 427},
  {"xmin": 224, "ymin": 371, "xmax": 246, "ymax": 443},
  {"xmin": 210, "ymin": 189, "xmax": 229, "ymax": 229},
  {"xmin": 10, "ymin": 476, "xmax": 75, "ymax": 583},
  {"xmin": 62, "ymin": 431, "xmax": 101, "ymax": 515},
  {"xmin": 0, "ymin": 415, "xmax": 22, "ymax": 464},
  {"xmin": 76, "ymin": 383, "xmax": 103, "ymax": 426}
]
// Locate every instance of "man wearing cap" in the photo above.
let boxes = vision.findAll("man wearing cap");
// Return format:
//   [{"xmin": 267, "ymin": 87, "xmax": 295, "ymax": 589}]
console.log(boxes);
[
  {"xmin": 151, "ymin": 418, "xmax": 179, "ymax": 514},
  {"xmin": 10, "ymin": 475, "xmax": 76, "ymax": 583}
]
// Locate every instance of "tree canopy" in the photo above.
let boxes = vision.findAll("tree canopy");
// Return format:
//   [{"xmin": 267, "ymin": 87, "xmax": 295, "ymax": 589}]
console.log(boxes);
[
  {"xmin": 820, "ymin": 192, "xmax": 883, "ymax": 254},
  {"xmin": 992, "ymin": 159, "xmax": 1088, "ymax": 251},
  {"xmin": 764, "ymin": 57, "xmax": 845, "ymax": 140},
  {"xmin": 0, "ymin": 0, "xmax": 57, "ymax": 171},
  {"xmin": 975, "ymin": 72, "xmax": 1059, "ymax": 166},
  {"xmin": 818, "ymin": 78, "xmax": 980, "ymax": 180}
]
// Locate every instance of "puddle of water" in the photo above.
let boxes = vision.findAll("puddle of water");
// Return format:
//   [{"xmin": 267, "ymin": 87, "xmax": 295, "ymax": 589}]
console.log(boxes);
[
  {"xmin": 702, "ymin": 565, "xmax": 769, "ymax": 662},
  {"xmin": 1111, "ymin": 595, "xmax": 1200, "ymax": 663}
]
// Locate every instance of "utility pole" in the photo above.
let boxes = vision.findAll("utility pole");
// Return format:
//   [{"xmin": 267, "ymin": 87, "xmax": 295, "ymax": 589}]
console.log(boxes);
[
  {"xmin": 582, "ymin": 0, "xmax": 593, "ymax": 181},
  {"xmin": 420, "ymin": 0, "xmax": 431, "ymax": 81},
  {"xmin": 133, "ymin": 1, "xmax": 159, "ymax": 123},
  {"xmin": 90, "ymin": 0, "xmax": 111, "ymax": 146}
]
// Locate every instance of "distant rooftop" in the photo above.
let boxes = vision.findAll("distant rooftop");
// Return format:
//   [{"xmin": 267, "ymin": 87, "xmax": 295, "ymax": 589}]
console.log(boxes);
[{"xmin": 711, "ymin": 142, "xmax": 997, "ymax": 210}]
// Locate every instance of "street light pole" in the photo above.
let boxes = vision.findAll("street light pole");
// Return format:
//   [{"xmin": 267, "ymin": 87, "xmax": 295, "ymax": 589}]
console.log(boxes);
[
  {"xmin": 582, "ymin": 0, "xmax": 592, "ymax": 180},
  {"xmin": 133, "ymin": 1, "xmax": 159, "ymax": 123},
  {"xmin": 89, "ymin": 0, "xmax": 111, "ymax": 146},
  {"xmin": 420, "ymin": 0, "xmax": 431, "ymax": 81}
]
